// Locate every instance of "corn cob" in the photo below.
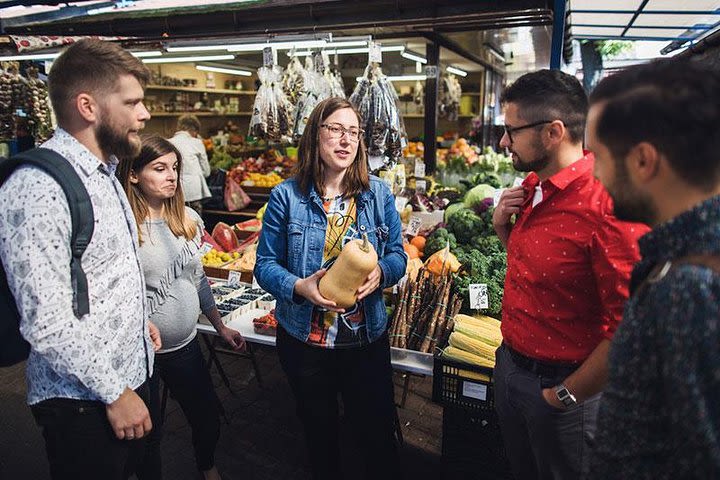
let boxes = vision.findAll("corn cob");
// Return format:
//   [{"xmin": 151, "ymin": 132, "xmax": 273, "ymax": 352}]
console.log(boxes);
[
  {"xmin": 442, "ymin": 345, "xmax": 495, "ymax": 369},
  {"xmin": 453, "ymin": 321, "xmax": 502, "ymax": 348},
  {"xmin": 454, "ymin": 313, "xmax": 501, "ymax": 330},
  {"xmin": 449, "ymin": 331, "xmax": 497, "ymax": 361}
]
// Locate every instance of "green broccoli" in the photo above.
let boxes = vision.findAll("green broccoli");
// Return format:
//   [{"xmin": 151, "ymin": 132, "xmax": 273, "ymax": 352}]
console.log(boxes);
[
  {"xmin": 446, "ymin": 208, "xmax": 484, "ymax": 246},
  {"xmin": 425, "ymin": 228, "xmax": 457, "ymax": 255}
]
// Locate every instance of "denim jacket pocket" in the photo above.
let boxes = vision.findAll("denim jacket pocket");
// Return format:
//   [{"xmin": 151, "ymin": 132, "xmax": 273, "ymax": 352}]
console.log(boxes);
[{"xmin": 287, "ymin": 223, "xmax": 304, "ymax": 272}]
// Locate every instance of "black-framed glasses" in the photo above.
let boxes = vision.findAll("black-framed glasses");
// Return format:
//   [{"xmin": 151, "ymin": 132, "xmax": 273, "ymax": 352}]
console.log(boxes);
[
  {"xmin": 503, "ymin": 120, "xmax": 553, "ymax": 143},
  {"xmin": 320, "ymin": 123, "xmax": 364, "ymax": 142}
]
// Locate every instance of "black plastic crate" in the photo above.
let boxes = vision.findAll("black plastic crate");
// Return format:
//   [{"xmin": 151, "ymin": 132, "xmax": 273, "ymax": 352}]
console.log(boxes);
[
  {"xmin": 441, "ymin": 406, "xmax": 513, "ymax": 479},
  {"xmin": 432, "ymin": 354, "xmax": 495, "ymax": 413}
]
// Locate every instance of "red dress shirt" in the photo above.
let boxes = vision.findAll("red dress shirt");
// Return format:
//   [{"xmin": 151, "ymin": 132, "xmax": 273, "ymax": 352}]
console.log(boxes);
[{"xmin": 501, "ymin": 152, "xmax": 648, "ymax": 363}]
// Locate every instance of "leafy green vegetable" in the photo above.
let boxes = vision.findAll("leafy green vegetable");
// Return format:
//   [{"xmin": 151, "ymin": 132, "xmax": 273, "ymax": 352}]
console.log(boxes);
[
  {"xmin": 447, "ymin": 208, "xmax": 484, "ymax": 245},
  {"xmin": 464, "ymin": 183, "xmax": 497, "ymax": 209},
  {"xmin": 425, "ymin": 228, "xmax": 457, "ymax": 255},
  {"xmin": 453, "ymin": 248, "xmax": 507, "ymax": 318}
]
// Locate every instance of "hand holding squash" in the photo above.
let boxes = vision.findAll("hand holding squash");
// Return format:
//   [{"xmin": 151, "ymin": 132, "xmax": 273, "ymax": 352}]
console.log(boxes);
[
  {"xmin": 294, "ymin": 269, "xmax": 345, "ymax": 313},
  {"xmin": 356, "ymin": 265, "xmax": 383, "ymax": 301},
  {"xmin": 318, "ymin": 234, "xmax": 379, "ymax": 308}
]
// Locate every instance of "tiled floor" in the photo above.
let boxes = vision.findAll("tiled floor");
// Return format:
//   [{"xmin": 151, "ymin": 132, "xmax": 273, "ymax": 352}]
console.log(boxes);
[{"xmin": 0, "ymin": 339, "xmax": 443, "ymax": 479}]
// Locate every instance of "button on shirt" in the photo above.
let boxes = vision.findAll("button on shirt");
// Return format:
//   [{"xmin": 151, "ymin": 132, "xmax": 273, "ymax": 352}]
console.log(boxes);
[
  {"xmin": 0, "ymin": 129, "xmax": 153, "ymax": 405},
  {"xmin": 501, "ymin": 153, "xmax": 648, "ymax": 363}
]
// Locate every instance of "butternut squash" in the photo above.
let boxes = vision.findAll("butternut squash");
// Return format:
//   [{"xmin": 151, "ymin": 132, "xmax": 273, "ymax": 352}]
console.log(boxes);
[{"xmin": 319, "ymin": 233, "xmax": 378, "ymax": 308}]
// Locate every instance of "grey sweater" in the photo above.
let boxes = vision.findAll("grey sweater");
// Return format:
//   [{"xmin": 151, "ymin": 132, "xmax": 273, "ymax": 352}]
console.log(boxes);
[{"xmin": 138, "ymin": 207, "xmax": 215, "ymax": 353}]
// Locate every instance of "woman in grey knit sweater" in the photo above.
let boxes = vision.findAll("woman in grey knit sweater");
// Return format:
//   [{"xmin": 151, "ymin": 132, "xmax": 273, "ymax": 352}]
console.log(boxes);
[{"xmin": 118, "ymin": 134, "xmax": 245, "ymax": 480}]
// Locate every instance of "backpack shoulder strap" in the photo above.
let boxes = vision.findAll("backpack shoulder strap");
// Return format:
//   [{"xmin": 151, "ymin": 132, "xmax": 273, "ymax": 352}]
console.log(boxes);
[{"xmin": 3, "ymin": 148, "xmax": 95, "ymax": 317}]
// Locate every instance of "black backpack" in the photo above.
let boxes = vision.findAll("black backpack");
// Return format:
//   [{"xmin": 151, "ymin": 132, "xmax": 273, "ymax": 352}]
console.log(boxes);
[{"xmin": 0, "ymin": 148, "xmax": 94, "ymax": 367}]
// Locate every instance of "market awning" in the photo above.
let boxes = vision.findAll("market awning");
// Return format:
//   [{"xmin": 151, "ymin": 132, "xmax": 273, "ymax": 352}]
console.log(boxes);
[{"xmin": 567, "ymin": 0, "xmax": 720, "ymax": 54}]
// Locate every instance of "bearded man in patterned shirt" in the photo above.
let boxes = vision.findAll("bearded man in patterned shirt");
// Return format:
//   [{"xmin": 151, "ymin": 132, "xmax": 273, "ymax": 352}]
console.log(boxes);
[{"xmin": 0, "ymin": 39, "xmax": 160, "ymax": 479}]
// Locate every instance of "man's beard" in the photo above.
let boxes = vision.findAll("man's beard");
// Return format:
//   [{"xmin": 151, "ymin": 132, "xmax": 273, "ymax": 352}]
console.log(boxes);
[
  {"xmin": 608, "ymin": 160, "xmax": 656, "ymax": 225},
  {"xmin": 511, "ymin": 138, "xmax": 551, "ymax": 173},
  {"xmin": 96, "ymin": 116, "xmax": 141, "ymax": 160}
]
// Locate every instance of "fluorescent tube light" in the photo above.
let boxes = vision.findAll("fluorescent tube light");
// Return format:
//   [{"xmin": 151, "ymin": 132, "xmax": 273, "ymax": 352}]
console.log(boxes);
[
  {"xmin": 142, "ymin": 54, "xmax": 235, "ymax": 64},
  {"xmin": 446, "ymin": 66, "xmax": 468, "ymax": 77},
  {"xmin": 227, "ymin": 40, "xmax": 327, "ymax": 52},
  {"xmin": 401, "ymin": 50, "xmax": 427, "ymax": 64},
  {"xmin": 294, "ymin": 45, "xmax": 404, "ymax": 57},
  {"xmin": 196, "ymin": 65, "xmax": 252, "ymax": 77},
  {"xmin": 0, "ymin": 52, "xmax": 60, "ymax": 61},
  {"xmin": 131, "ymin": 51, "xmax": 162, "ymax": 58},
  {"xmin": 355, "ymin": 74, "xmax": 427, "ymax": 82}
]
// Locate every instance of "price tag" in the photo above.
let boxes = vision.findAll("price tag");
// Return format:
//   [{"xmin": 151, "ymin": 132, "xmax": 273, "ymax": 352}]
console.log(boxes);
[
  {"xmin": 469, "ymin": 283, "xmax": 489, "ymax": 310},
  {"xmin": 262, "ymin": 47, "xmax": 274, "ymax": 67},
  {"xmin": 513, "ymin": 176, "xmax": 525, "ymax": 188},
  {"xmin": 252, "ymin": 276, "xmax": 260, "ymax": 290},
  {"xmin": 369, "ymin": 42, "xmax": 383, "ymax": 63},
  {"xmin": 424, "ymin": 65, "xmax": 439, "ymax": 78},
  {"xmin": 407, "ymin": 215, "xmax": 422, "ymax": 237},
  {"xmin": 199, "ymin": 243, "xmax": 213, "ymax": 255},
  {"xmin": 493, "ymin": 188, "xmax": 506, "ymax": 208},
  {"xmin": 415, "ymin": 179, "xmax": 427, "ymax": 194},
  {"xmin": 462, "ymin": 381, "xmax": 488, "ymax": 401},
  {"xmin": 394, "ymin": 196, "xmax": 409, "ymax": 212},
  {"xmin": 227, "ymin": 270, "xmax": 242, "ymax": 288},
  {"xmin": 368, "ymin": 155, "xmax": 385, "ymax": 171},
  {"xmin": 414, "ymin": 159, "xmax": 426, "ymax": 178}
]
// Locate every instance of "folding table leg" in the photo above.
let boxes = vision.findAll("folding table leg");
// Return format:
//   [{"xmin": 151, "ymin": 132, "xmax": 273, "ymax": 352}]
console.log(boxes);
[
  {"xmin": 245, "ymin": 342, "xmax": 264, "ymax": 388},
  {"xmin": 199, "ymin": 333, "xmax": 233, "ymax": 394}
]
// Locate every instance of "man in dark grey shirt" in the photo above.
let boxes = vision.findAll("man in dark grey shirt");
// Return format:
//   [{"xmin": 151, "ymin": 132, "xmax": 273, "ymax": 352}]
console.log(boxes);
[{"xmin": 585, "ymin": 58, "xmax": 720, "ymax": 478}]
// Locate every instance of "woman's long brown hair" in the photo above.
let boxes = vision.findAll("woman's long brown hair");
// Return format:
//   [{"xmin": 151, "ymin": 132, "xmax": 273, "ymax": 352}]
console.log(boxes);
[
  {"xmin": 294, "ymin": 97, "xmax": 370, "ymax": 198},
  {"xmin": 117, "ymin": 134, "xmax": 197, "ymax": 244}
]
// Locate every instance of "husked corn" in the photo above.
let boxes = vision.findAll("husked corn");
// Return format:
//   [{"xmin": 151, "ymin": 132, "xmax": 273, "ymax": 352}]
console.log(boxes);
[
  {"xmin": 443, "ymin": 345, "xmax": 495, "ymax": 368},
  {"xmin": 449, "ymin": 331, "xmax": 496, "ymax": 361}
]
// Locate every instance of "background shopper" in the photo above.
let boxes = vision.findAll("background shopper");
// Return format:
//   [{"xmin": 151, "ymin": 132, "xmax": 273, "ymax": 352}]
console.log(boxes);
[{"xmin": 168, "ymin": 114, "xmax": 211, "ymax": 216}]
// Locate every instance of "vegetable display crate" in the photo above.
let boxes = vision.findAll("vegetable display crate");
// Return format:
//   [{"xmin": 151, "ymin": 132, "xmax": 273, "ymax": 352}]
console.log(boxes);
[
  {"xmin": 441, "ymin": 406, "xmax": 513, "ymax": 480},
  {"xmin": 432, "ymin": 354, "xmax": 495, "ymax": 413}
]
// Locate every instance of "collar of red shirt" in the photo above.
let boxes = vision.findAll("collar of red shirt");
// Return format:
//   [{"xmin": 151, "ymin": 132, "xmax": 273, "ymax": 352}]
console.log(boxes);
[{"xmin": 521, "ymin": 151, "xmax": 594, "ymax": 195}]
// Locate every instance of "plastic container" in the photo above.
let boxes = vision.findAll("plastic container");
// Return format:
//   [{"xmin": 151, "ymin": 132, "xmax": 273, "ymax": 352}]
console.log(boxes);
[{"xmin": 432, "ymin": 353, "xmax": 495, "ymax": 413}]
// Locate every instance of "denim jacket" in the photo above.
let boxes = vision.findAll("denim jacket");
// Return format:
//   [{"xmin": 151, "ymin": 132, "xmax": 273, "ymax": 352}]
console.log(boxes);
[{"xmin": 254, "ymin": 176, "xmax": 407, "ymax": 344}]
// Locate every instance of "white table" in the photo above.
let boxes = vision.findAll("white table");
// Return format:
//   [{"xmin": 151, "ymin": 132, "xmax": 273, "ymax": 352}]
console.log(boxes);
[{"xmin": 197, "ymin": 308, "xmax": 434, "ymax": 376}]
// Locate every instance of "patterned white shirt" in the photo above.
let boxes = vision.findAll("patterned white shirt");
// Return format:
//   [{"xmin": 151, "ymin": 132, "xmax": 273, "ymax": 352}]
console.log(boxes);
[{"xmin": 0, "ymin": 129, "xmax": 153, "ymax": 405}]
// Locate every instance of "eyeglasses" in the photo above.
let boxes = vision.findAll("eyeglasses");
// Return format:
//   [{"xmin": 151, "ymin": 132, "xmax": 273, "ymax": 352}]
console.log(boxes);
[
  {"xmin": 320, "ymin": 123, "xmax": 364, "ymax": 142},
  {"xmin": 503, "ymin": 120, "xmax": 554, "ymax": 143}
]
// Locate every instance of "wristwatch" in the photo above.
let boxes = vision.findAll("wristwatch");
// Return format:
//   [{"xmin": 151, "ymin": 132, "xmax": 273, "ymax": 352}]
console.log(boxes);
[{"xmin": 554, "ymin": 384, "xmax": 577, "ymax": 408}]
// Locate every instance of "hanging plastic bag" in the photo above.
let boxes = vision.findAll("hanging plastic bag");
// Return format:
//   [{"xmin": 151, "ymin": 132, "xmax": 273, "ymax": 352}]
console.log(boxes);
[{"xmin": 224, "ymin": 177, "xmax": 251, "ymax": 211}]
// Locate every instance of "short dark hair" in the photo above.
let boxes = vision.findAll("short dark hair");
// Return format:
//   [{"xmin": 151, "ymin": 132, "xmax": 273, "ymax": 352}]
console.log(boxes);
[
  {"xmin": 49, "ymin": 39, "xmax": 150, "ymax": 126},
  {"xmin": 295, "ymin": 97, "xmax": 369, "ymax": 198},
  {"xmin": 590, "ymin": 58, "xmax": 720, "ymax": 191},
  {"xmin": 501, "ymin": 69, "xmax": 588, "ymax": 144}
]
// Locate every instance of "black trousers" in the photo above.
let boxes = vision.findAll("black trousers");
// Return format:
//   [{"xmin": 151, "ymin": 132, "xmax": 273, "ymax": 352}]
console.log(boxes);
[
  {"xmin": 136, "ymin": 336, "xmax": 221, "ymax": 479},
  {"xmin": 30, "ymin": 382, "xmax": 149, "ymax": 480},
  {"xmin": 276, "ymin": 325, "xmax": 400, "ymax": 480}
]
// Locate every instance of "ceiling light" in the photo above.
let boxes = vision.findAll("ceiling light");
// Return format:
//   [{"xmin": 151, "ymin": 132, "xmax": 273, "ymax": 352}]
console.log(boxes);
[
  {"xmin": 0, "ymin": 52, "xmax": 60, "ymax": 61},
  {"xmin": 227, "ymin": 40, "xmax": 328, "ymax": 52},
  {"xmin": 355, "ymin": 74, "xmax": 427, "ymax": 82},
  {"xmin": 142, "ymin": 54, "xmax": 235, "ymax": 64},
  {"xmin": 131, "ymin": 51, "xmax": 162, "ymax": 58},
  {"xmin": 400, "ymin": 50, "xmax": 427, "ymax": 64},
  {"xmin": 196, "ymin": 65, "xmax": 252, "ymax": 77},
  {"xmin": 294, "ymin": 45, "xmax": 404, "ymax": 57},
  {"xmin": 446, "ymin": 66, "xmax": 468, "ymax": 77}
]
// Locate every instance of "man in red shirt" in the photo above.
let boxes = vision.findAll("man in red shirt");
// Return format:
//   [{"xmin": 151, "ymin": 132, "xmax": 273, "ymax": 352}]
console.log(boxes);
[{"xmin": 492, "ymin": 69, "xmax": 647, "ymax": 479}]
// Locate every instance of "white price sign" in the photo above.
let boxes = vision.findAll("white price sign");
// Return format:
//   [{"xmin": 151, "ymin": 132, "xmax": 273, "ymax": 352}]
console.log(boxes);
[
  {"xmin": 407, "ymin": 215, "xmax": 422, "ymax": 237},
  {"xmin": 493, "ymin": 188, "xmax": 506, "ymax": 208},
  {"xmin": 415, "ymin": 179, "xmax": 427, "ymax": 194},
  {"xmin": 199, "ymin": 243, "xmax": 213, "ymax": 255},
  {"xmin": 469, "ymin": 283, "xmax": 489, "ymax": 310},
  {"xmin": 462, "ymin": 381, "xmax": 488, "ymax": 401},
  {"xmin": 414, "ymin": 159, "xmax": 426, "ymax": 178},
  {"xmin": 227, "ymin": 270, "xmax": 242, "ymax": 288},
  {"xmin": 369, "ymin": 42, "xmax": 383, "ymax": 63},
  {"xmin": 394, "ymin": 196, "xmax": 409, "ymax": 212}
]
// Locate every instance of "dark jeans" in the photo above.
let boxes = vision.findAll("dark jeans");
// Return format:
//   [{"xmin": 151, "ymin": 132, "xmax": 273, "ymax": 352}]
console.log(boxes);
[
  {"xmin": 493, "ymin": 344, "xmax": 600, "ymax": 480},
  {"xmin": 136, "ymin": 336, "xmax": 221, "ymax": 479},
  {"xmin": 30, "ymin": 382, "xmax": 149, "ymax": 480},
  {"xmin": 276, "ymin": 325, "xmax": 400, "ymax": 480}
]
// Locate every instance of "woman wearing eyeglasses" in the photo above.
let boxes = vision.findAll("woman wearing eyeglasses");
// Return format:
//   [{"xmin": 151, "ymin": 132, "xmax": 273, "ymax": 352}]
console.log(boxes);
[{"xmin": 254, "ymin": 97, "xmax": 406, "ymax": 479}]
